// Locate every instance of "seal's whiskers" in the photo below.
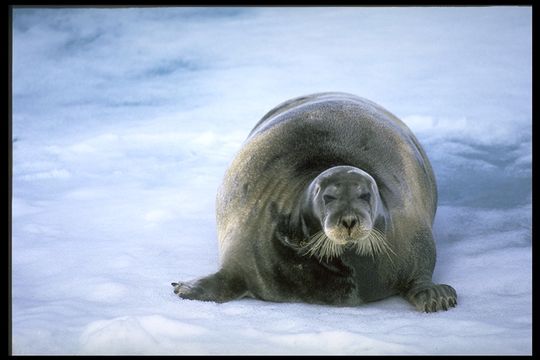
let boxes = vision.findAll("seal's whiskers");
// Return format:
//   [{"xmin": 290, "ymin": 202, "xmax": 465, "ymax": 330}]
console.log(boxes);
[
  {"xmin": 301, "ymin": 228, "xmax": 396, "ymax": 264},
  {"xmin": 354, "ymin": 228, "xmax": 396, "ymax": 267},
  {"xmin": 301, "ymin": 231, "xmax": 344, "ymax": 262}
]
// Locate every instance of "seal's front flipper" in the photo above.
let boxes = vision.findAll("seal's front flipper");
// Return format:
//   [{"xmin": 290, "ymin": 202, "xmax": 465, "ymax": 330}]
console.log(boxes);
[
  {"xmin": 403, "ymin": 281, "xmax": 457, "ymax": 313},
  {"xmin": 172, "ymin": 270, "xmax": 247, "ymax": 303}
]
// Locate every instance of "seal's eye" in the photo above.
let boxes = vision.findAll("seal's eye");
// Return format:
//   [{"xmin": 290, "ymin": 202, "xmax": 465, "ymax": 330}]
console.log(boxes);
[
  {"xmin": 323, "ymin": 195, "xmax": 337, "ymax": 204},
  {"xmin": 359, "ymin": 193, "xmax": 371, "ymax": 202}
]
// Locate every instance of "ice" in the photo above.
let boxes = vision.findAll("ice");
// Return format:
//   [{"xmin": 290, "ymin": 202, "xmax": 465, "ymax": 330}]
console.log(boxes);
[{"xmin": 11, "ymin": 6, "xmax": 531, "ymax": 355}]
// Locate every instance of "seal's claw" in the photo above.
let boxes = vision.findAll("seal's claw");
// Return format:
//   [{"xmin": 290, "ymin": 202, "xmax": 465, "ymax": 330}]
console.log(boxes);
[
  {"xmin": 440, "ymin": 298, "xmax": 448, "ymax": 311},
  {"xmin": 172, "ymin": 282, "xmax": 188, "ymax": 295},
  {"xmin": 172, "ymin": 280, "xmax": 206, "ymax": 299}
]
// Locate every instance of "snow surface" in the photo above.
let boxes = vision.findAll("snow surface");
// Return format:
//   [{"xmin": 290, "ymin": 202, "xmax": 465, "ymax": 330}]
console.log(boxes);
[{"xmin": 11, "ymin": 7, "xmax": 532, "ymax": 355}]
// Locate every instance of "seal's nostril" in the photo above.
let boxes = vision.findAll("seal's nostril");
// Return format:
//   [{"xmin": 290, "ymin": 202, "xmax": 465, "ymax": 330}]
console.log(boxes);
[{"xmin": 341, "ymin": 217, "xmax": 357, "ymax": 230}]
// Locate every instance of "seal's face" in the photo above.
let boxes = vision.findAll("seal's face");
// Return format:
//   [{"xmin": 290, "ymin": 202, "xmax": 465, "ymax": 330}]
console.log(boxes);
[
  {"xmin": 314, "ymin": 167, "xmax": 378, "ymax": 244},
  {"xmin": 303, "ymin": 166, "xmax": 389, "ymax": 261},
  {"xmin": 319, "ymin": 179, "xmax": 375, "ymax": 243}
]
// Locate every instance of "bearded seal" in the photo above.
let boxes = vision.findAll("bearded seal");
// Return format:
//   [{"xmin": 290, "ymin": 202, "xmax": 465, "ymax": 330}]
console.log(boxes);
[{"xmin": 172, "ymin": 92, "xmax": 457, "ymax": 312}]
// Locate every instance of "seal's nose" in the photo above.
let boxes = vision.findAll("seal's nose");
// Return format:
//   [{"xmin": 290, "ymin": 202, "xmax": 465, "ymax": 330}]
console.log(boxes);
[{"xmin": 341, "ymin": 215, "xmax": 357, "ymax": 232}]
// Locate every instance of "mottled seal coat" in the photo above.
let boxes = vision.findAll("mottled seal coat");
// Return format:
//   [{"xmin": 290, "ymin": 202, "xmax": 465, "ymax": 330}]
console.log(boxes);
[{"xmin": 172, "ymin": 92, "xmax": 457, "ymax": 312}]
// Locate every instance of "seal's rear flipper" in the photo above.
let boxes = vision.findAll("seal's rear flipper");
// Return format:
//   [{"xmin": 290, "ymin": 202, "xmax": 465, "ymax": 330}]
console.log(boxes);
[{"xmin": 172, "ymin": 270, "xmax": 247, "ymax": 303}]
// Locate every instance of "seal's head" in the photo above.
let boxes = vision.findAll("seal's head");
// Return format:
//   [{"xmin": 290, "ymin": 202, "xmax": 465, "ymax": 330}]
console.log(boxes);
[{"xmin": 303, "ymin": 166, "xmax": 389, "ymax": 261}]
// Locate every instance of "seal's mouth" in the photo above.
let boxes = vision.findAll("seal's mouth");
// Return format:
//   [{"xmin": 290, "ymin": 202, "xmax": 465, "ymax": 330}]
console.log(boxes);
[{"xmin": 325, "ymin": 228, "xmax": 370, "ymax": 244}]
